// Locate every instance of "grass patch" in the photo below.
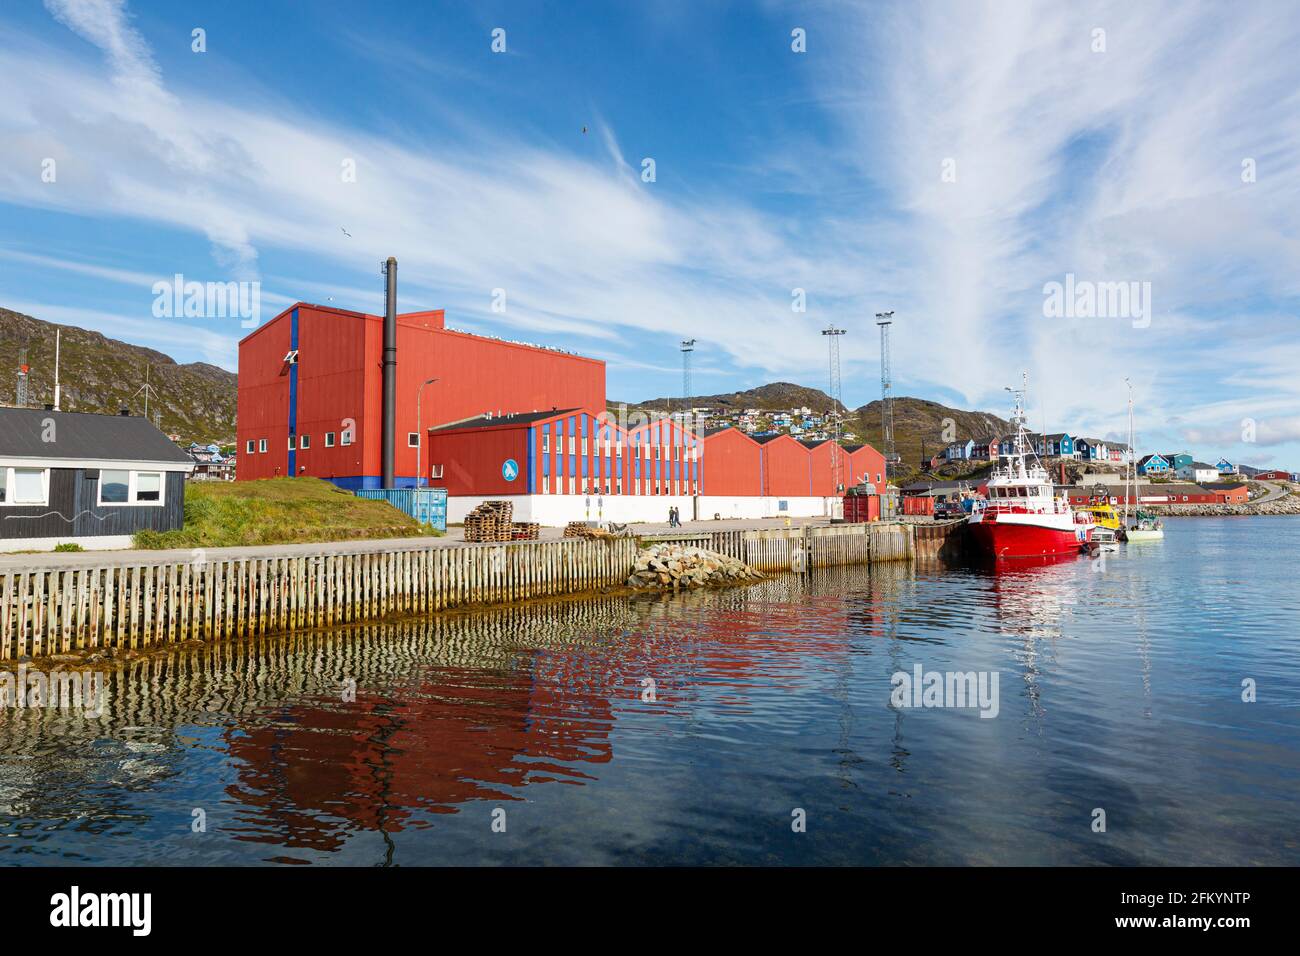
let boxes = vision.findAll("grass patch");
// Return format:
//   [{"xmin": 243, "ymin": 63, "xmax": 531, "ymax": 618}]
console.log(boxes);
[
  {"xmin": 133, "ymin": 477, "xmax": 440, "ymax": 550},
  {"xmin": 53, "ymin": 542, "xmax": 85, "ymax": 552}
]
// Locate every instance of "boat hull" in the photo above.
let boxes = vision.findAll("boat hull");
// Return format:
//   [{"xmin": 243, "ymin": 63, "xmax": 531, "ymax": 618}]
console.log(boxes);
[{"xmin": 967, "ymin": 518, "xmax": 1090, "ymax": 559}]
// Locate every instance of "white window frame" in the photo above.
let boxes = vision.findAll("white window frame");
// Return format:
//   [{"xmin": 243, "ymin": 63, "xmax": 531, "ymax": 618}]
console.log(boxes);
[
  {"xmin": 325, "ymin": 432, "xmax": 336, "ymax": 448},
  {"xmin": 258, "ymin": 438, "xmax": 268, "ymax": 453},
  {"xmin": 300, "ymin": 434, "xmax": 310, "ymax": 450},
  {"xmin": 288, "ymin": 435, "xmax": 296, "ymax": 450},
  {"xmin": 341, "ymin": 431, "xmax": 352, "ymax": 447},
  {"xmin": 0, "ymin": 466, "xmax": 51, "ymax": 507},
  {"xmin": 246, "ymin": 439, "xmax": 255, "ymax": 454},
  {"xmin": 97, "ymin": 469, "xmax": 166, "ymax": 507},
  {"xmin": 542, "ymin": 433, "xmax": 550, "ymax": 454}
]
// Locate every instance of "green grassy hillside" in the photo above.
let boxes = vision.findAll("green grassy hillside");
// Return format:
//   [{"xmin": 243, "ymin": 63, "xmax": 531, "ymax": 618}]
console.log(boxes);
[{"xmin": 134, "ymin": 478, "xmax": 438, "ymax": 549}]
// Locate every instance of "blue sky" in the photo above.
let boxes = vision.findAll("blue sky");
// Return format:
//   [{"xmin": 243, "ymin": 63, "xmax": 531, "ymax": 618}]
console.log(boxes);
[{"xmin": 2, "ymin": 0, "xmax": 1298, "ymax": 468}]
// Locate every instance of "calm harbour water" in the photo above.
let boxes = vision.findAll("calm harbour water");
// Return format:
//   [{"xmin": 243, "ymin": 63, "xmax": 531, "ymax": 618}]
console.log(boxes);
[{"xmin": 2, "ymin": 517, "xmax": 1297, "ymax": 866}]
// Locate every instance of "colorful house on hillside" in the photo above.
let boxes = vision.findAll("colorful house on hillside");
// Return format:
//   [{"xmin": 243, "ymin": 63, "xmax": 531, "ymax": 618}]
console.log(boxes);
[
  {"xmin": 1137, "ymin": 453, "xmax": 1170, "ymax": 476},
  {"xmin": 1177, "ymin": 461, "xmax": 1221, "ymax": 484},
  {"xmin": 1161, "ymin": 452, "xmax": 1194, "ymax": 473},
  {"xmin": 1034, "ymin": 433, "xmax": 1076, "ymax": 458},
  {"xmin": 1216, "ymin": 458, "xmax": 1237, "ymax": 476},
  {"xmin": 943, "ymin": 439, "xmax": 975, "ymax": 461},
  {"xmin": 1074, "ymin": 437, "xmax": 1115, "ymax": 461}
]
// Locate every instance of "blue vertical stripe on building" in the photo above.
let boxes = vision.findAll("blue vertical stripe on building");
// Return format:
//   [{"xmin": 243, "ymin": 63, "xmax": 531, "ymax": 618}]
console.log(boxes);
[
  {"xmin": 527, "ymin": 426, "xmax": 536, "ymax": 493},
  {"xmin": 287, "ymin": 307, "xmax": 299, "ymax": 476}
]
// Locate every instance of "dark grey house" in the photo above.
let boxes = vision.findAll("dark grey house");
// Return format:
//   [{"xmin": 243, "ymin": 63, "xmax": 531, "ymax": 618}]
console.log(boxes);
[{"xmin": 0, "ymin": 407, "xmax": 193, "ymax": 551}]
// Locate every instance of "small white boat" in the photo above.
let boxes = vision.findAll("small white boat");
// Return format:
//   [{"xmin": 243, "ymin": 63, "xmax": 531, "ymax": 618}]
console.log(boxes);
[
  {"xmin": 1125, "ymin": 514, "xmax": 1164, "ymax": 542},
  {"xmin": 1120, "ymin": 384, "xmax": 1165, "ymax": 544}
]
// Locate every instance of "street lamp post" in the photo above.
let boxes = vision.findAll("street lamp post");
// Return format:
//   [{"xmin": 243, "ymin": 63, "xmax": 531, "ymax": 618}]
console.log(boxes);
[{"xmin": 416, "ymin": 378, "xmax": 439, "ymax": 488}]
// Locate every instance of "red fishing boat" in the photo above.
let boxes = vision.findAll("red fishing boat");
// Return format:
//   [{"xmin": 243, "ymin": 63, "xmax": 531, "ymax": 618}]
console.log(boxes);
[{"xmin": 967, "ymin": 375, "xmax": 1094, "ymax": 559}]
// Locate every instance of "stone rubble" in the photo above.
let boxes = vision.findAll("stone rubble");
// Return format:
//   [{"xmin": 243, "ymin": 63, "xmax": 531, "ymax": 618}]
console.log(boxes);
[
  {"xmin": 1145, "ymin": 492, "xmax": 1300, "ymax": 517},
  {"xmin": 626, "ymin": 543, "xmax": 764, "ymax": 590}
]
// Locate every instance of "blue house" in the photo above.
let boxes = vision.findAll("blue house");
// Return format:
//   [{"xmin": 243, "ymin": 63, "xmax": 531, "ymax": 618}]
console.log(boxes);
[
  {"xmin": 944, "ymin": 439, "xmax": 975, "ymax": 461},
  {"xmin": 1137, "ymin": 453, "xmax": 1170, "ymax": 476},
  {"xmin": 1074, "ymin": 437, "xmax": 1110, "ymax": 461},
  {"xmin": 1216, "ymin": 458, "xmax": 1237, "ymax": 476},
  {"xmin": 1044, "ymin": 433, "xmax": 1076, "ymax": 457},
  {"xmin": 1162, "ymin": 452, "xmax": 1194, "ymax": 472}
]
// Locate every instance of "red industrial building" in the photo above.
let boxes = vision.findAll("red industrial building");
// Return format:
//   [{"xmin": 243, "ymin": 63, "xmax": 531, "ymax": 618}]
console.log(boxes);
[
  {"xmin": 1063, "ymin": 483, "xmax": 1248, "ymax": 506},
  {"xmin": 237, "ymin": 302, "xmax": 603, "ymax": 489},
  {"xmin": 237, "ymin": 275, "xmax": 887, "ymax": 523}
]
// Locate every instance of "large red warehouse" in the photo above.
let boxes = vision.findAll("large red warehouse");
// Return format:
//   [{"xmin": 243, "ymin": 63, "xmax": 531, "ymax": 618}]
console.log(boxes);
[{"xmin": 237, "ymin": 303, "xmax": 603, "ymax": 488}]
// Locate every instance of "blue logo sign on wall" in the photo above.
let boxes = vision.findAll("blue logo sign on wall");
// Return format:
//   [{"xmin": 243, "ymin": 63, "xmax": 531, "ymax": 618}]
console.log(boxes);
[{"xmin": 502, "ymin": 458, "xmax": 519, "ymax": 481}]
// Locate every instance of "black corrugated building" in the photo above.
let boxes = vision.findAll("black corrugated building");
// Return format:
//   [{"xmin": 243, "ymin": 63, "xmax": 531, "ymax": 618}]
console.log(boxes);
[{"xmin": 0, "ymin": 407, "xmax": 193, "ymax": 551}]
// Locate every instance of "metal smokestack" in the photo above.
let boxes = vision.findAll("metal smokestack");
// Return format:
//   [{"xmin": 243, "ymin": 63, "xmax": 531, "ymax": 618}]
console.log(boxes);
[{"xmin": 382, "ymin": 256, "xmax": 398, "ymax": 489}]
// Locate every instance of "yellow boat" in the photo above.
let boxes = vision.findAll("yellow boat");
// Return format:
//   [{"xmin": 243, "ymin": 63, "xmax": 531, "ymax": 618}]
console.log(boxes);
[
  {"xmin": 1079, "ymin": 500, "xmax": 1122, "ymax": 531},
  {"xmin": 1079, "ymin": 499, "xmax": 1122, "ymax": 546}
]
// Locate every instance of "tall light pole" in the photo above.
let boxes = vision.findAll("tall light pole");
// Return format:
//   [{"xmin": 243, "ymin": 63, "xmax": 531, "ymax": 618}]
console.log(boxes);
[
  {"xmin": 680, "ymin": 339, "xmax": 695, "ymax": 421},
  {"xmin": 822, "ymin": 325, "xmax": 846, "ymax": 492},
  {"xmin": 875, "ymin": 311, "xmax": 895, "ymax": 471},
  {"xmin": 415, "ymin": 377, "xmax": 438, "ymax": 488}
]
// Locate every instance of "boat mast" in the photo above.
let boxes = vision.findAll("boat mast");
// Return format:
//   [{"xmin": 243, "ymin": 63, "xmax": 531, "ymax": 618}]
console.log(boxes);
[
  {"xmin": 1124, "ymin": 379, "xmax": 1134, "ymax": 525},
  {"xmin": 1005, "ymin": 370, "xmax": 1030, "ymax": 480}
]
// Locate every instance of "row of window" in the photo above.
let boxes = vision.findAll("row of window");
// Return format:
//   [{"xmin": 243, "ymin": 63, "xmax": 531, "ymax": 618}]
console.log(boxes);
[
  {"xmin": 246, "ymin": 432, "xmax": 354, "ymax": 455},
  {"xmin": 538, "ymin": 475, "xmax": 699, "ymax": 496},
  {"xmin": 540, "ymin": 433, "xmax": 697, "ymax": 461},
  {"xmin": 0, "ymin": 467, "xmax": 163, "ymax": 508}
]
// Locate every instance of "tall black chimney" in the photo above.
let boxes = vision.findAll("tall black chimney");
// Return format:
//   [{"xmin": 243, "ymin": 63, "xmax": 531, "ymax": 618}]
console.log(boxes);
[{"xmin": 381, "ymin": 256, "xmax": 397, "ymax": 489}]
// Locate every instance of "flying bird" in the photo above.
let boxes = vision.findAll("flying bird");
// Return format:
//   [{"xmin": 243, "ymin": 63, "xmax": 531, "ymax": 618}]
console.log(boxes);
[{"xmin": 340, "ymin": 226, "xmax": 352, "ymax": 238}]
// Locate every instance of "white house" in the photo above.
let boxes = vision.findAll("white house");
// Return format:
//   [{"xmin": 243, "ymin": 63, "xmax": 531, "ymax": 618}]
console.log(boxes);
[{"xmin": 1176, "ymin": 461, "xmax": 1220, "ymax": 484}]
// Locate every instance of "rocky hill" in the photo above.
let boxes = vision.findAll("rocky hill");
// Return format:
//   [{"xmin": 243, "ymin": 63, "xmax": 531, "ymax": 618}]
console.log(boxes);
[
  {"xmin": 854, "ymin": 397, "xmax": 1012, "ymax": 468},
  {"xmin": 0, "ymin": 307, "xmax": 236, "ymax": 444},
  {"xmin": 611, "ymin": 381, "xmax": 1011, "ymax": 469},
  {"xmin": 610, "ymin": 381, "xmax": 845, "ymax": 415}
]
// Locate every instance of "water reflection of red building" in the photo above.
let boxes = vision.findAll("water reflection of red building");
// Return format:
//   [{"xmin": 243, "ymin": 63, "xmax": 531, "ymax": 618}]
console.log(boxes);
[
  {"xmin": 225, "ymin": 652, "xmax": 623, "ymax": 851},
  {"xmin": 220, "ymin": 588, "xmax": 882, "ymax": 854}
]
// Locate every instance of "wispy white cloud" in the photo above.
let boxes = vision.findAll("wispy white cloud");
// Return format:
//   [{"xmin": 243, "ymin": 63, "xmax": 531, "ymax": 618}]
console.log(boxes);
[{"xmin": 2, "ymin": 0, "xmax": 1299, "ymax": 464}]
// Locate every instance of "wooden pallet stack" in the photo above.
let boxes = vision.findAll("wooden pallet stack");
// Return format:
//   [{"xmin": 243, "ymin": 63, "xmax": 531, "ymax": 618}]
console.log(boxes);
[
  {"xmin": 464, "ymin": 501, "xmax": 514, "ymax": 542},
  {"xmin": 563, "ymin": 521, "xmax": 610, "ymax": 540},
  {"xmin": 510, "ymin": 522, "xmax": 540, "ymax": 541}
]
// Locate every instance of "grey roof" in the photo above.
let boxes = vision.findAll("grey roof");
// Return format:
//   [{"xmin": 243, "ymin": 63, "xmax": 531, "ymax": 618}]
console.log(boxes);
[
  {"xmin": 1142, "ymin": 483, "xmax": 1210, "ymax": 495},
  {"xmin": 0, "ymin": 407, "xmax": 193, "ymax": 464},
  {"xmin": 431, "ymin": 408, "xmax": 579, "ymax": 432}
]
